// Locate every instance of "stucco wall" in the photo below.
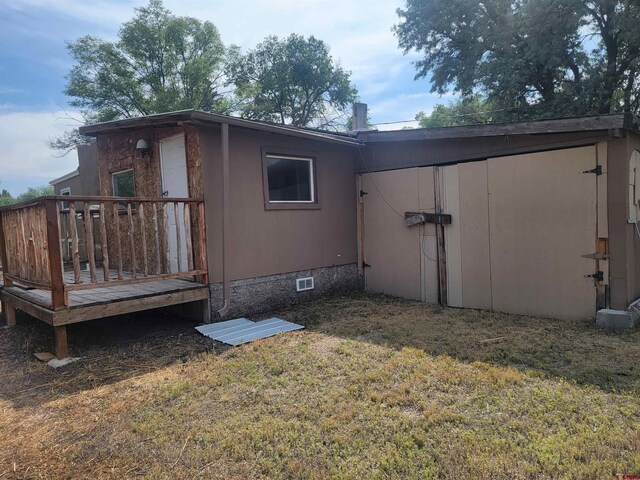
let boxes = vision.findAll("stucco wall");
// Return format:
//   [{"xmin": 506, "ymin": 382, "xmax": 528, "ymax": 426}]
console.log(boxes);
[{"xmin": 199, "ymin": 125, "xmax": 358, "ymax": 283}]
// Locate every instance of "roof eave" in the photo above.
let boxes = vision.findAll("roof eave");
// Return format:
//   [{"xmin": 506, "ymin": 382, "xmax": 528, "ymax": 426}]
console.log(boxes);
[
  {"xmin": 49, "ymin": 169, "xmax": 80, "ymax": 186},
  {"xmin": 79, "ymin": 110, "xmax": 362, "ymax": 147},
  {"xmin": 358, "ymin": 113, "xmax": 638, "ymax": 143}
]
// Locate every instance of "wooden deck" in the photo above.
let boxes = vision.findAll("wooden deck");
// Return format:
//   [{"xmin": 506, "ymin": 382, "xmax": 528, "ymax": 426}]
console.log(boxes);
[
  {"xmin": 0, "ymin": 195, "xmax": 210, "ymax": 359},
  {"xmin": 0, "ymin": 272, "xmax": 209, "ymax": 326}
]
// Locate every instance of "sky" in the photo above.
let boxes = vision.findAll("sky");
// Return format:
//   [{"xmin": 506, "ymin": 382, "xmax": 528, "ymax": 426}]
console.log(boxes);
[{"xmin": 0, "ymin": 0, "xmax": 454, "ymax": 196}]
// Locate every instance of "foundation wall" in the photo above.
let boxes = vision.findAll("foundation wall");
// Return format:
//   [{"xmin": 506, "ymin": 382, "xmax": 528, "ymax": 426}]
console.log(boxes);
[{"xmin": 209, "ymin": 263, "xmax": 359, "ymax": 319}]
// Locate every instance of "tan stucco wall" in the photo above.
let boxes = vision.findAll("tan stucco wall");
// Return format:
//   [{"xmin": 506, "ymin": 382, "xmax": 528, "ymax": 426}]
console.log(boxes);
[{"xmin": 199, "ymin": 125, "xmax": 358, "ymax": 283}]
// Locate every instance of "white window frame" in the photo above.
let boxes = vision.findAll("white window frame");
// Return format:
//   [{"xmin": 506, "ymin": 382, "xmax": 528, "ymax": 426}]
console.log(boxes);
[
  {"xmin": 60, "ymin": 187, "xmax": 71, "ymax": 211},
  {"xmin": 265, "ymin": 154, "xmax": 315, "ymax": 204}
]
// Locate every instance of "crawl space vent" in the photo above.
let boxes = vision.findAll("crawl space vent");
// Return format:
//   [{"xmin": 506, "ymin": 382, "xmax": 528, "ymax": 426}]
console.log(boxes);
[{"xmin": 296, "ymin": 277, "xmax": 314, "ymax": 292}]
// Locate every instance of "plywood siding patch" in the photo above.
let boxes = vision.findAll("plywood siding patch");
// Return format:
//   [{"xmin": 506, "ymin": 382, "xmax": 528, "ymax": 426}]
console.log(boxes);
[
  {"xmin": 458, "ymin": 161, "xmax": 492, "ymax": 309},
  {"xmin": 363, "ymin": 169, "xmax": 421, "ymax": 300},
  {"xmin": 418, "ymin": 167, "xmax": 438, "ymax": 303},
  {"xmin": 487, "ymin": 146, "xmax": 597, "ymax": 320},
  {"xmin": 442, "ymin": 165, "xmax": 463, "ymax": 307}
]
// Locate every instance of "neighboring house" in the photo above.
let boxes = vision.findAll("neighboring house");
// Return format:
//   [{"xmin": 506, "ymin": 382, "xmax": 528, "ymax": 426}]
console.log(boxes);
[
  {"xmin": 49, "ymin": 141, "xmax": 100, "ymax": 265},
  {"xmin": 50, "ymin": 141, "xmax": 100, "ymax": 197},
  {"xmin": 1, "ymin": 108, "xmax": 639, "ymax": 357}
]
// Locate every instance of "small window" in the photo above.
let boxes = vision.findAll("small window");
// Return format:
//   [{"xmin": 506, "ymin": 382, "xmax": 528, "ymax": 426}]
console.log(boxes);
[
  {"xmin": 112, "ymin": 169, "xmax": 135, "ymax": 210},
  {"xmin": 296, "ymin": 277, "xmax": 314, "ymax": 292},
  {"xmin": 60, "ymin": 187, "xmax": 71, "ymax": 211},
  {"xmin": 265, "ymin": 155, "xmax": 314, "ymax": 203}
]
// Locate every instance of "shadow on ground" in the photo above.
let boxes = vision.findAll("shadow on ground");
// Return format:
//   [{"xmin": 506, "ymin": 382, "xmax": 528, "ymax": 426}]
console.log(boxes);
[
  {"xmin": 272, "ymin": 292, "xmax": 640, "ymax": 395},
  {"xmin": 0, "ymin": 307, "xmax": 224, "ymax": 409},
  {"xmin": 1, "ymin": 291, "xmax": 638, "ymax": 410}
]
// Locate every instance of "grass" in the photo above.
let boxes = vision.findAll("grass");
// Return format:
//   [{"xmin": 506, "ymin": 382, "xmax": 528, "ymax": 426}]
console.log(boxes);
[{"xmin": 0, "ymin": 293, "xmax": 639, "ymax": 479}]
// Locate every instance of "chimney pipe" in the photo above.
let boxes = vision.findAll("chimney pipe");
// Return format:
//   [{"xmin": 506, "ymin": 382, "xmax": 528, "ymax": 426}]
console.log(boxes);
[{"xmin": 352, "ymin": 102, "xmax": 367, "ymax": 131}]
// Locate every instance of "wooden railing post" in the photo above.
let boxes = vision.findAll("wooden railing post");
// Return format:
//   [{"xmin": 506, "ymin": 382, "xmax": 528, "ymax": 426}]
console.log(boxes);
[
  {"xmin": 197, "ymin": 202, "xmax": 209, "ymax": 284},
  {"xmin": 0, "ymin": 211, "xmax": 12, "ymax": 288},
  {"xmin": 44, "ymin": 199, "xmax": 65, "ymax": 308}
]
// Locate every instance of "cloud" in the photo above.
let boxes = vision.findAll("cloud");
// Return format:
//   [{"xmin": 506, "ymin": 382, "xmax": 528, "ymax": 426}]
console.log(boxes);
[
  {"xmin": 0, "ymin": 86, "xmax": 23, "ymax": 95},
  {"xmin": 3, "ymin": 0, "xmax": 135, "ymax": 27},
  {"xmin": 6, "ymin": 0, "xmax": 432, "ymax": 122},
  {"xmin": 0, "ymin": 109, "xmax": 79, "ymax": 195}
]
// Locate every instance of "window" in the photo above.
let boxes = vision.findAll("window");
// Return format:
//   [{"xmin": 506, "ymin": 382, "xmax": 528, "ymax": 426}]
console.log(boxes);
[
  {"xmin": 265, "ymin": 154, "xmax": 315, "ymax": 203},
  {"xmin": 112, "ymin": 169, "xmax": 135, "ymax": 210},
  {"xmin": 60, "ymin": 187, "xmax": 71, "ymax": 211}
]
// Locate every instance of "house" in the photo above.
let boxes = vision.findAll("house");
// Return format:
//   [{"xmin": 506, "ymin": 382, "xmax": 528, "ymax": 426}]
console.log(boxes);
[
  {"xmin": 50, "ymin": 141, "xmax": 100, "ymax": 266},
  {"xmin": 49, "ymin": 141, "xmax": 100, "ymax": 197},
  {"xmin": 1, "ymin": 108, "xmax": 639, "ymax": 358}
]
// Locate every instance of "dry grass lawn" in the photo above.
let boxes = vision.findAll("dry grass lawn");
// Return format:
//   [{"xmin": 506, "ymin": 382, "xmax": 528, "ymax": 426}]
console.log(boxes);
[{"xmin": 0, "ymin": 293, "xmax": 639, "ymax": 479}]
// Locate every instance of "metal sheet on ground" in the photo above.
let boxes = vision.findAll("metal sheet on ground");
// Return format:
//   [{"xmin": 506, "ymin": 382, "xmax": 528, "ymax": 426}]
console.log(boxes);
[{"xmin": 195, "ymin": 317, "xmax": 304, "ymax": 346}]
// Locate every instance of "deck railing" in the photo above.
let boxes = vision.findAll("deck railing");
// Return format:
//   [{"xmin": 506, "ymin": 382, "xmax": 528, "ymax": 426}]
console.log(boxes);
[{"xmin": 0, "ymin": 196, "xmax": 208, "ymax": 309}]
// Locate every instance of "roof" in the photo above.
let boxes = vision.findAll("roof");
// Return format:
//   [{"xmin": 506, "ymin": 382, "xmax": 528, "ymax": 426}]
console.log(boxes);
[
  {"xmin": 79, "ymin": 110, "xmax": 362, "ymax": 147},
  {"xmin": 357, "ymin": 113, "xmax": 640, "ymax": 143},
  {"xmin": 49, "ymin": 169, "xmax": 79, "ymax": 186}
]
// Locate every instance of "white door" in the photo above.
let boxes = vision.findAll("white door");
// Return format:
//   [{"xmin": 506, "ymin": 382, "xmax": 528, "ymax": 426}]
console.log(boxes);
[{"xmin": 159, "ymin": 134, "xmax": 189, "ymax": 273}]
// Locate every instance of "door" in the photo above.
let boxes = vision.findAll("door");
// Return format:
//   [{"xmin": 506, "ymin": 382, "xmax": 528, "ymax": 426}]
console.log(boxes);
[
  {"xmin": 361, "ymin": 168, "xmax": 439, "ymax": 302},
  {"xmin": 362, "ymin": 169, "xmax": 421, "ymax": 300},
  {"xmin": 159, "ymin": 134, "xmax": 189, "ymax": 273},
  {"xmin": 440, "ymin": 146, "xmax": 599, "ymax": 319},
  {"xmin": 485, "ymin": 146, "xmax": 598, "ymax": 320}
]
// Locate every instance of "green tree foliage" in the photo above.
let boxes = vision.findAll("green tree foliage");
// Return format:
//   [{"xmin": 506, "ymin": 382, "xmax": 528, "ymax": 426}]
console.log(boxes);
[
  {"xmin": 231, "ymin": 34, "xmax": 357, "ymax": 128},
  {"xmin": 395, "ymin": 0, "xmax": 640, "ymax": 120},
  {"xmin": 0, "ymin": 186, "xmax": 54, "ymax": 207},
  {"xmin": 54, "ymin": 0, "xmax": 233, "ymax": 152},
  {"xmin": 416, "ymin": 95, "xmax": 494, "ymax": 127},
  {"xmin": 16, "ymin": 186, "xmax": 54, "ymax": 203},
  {"xmin": 0, "ymin": 189, "xmax": 14, "ymax": 208}
]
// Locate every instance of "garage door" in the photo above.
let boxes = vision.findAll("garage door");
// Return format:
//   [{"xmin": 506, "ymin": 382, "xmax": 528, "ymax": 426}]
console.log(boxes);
[{"xmin": 361, "ymin": 145, "xmax": 602, "ymax": 320}]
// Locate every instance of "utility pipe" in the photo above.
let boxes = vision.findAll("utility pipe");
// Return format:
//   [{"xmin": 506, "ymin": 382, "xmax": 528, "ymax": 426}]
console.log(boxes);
[{"xmin": 217, "ymin": 122, "xmax": 231, "ymax": 317}]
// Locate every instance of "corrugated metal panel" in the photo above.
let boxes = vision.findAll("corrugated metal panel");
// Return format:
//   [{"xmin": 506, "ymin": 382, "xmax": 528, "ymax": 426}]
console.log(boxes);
[{"xmin": 195, "ymin": 317, "xmax": 304, "ymax": 346}]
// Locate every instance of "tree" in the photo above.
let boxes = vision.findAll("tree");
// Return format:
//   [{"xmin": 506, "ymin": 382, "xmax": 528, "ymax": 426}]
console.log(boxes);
[
  {"xmin": 0, "ymin": 189, "xmax": 14, "ymax": 208},
  {"xmin": 415, "ymin": 95, "xmax": 494, "ymax": 127},
  {"xmin": 53, "ymin": 0, "xmax": 234, "ymax": 152},
  {"xmin": 16, "ymin": 186, "xmax": 54, "ymax": 203},
  {"xmin": 395, "ymin": 0, "xmax": 640, "ymax": 119},
  {"xmin": 231, "ymin": 34, "xmax": 358, "ymax": 128},
  {"xmin": 0, "ymin": 186, "xmax": 54, "ymax": 207}
]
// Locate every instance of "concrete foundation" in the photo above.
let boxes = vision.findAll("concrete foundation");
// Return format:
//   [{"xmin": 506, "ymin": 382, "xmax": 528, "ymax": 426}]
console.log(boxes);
[
  {"xmin": 209, "ymin": 263, "xmax": 359, "ymax": 319},
  {"xmin": 595, "ymin": 308, "xmax": 638, "ymax": 331}
]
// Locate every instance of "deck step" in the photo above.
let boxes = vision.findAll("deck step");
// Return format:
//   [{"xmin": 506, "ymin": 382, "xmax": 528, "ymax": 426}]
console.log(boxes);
[{"xmin": 195, "ymin": 317, "xmax": 304, "ymax": 346}]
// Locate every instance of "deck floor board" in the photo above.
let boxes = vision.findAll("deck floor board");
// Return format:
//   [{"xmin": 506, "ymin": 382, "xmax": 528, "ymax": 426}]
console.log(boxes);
[{"xmin": 0, "ymin": 270, "xmax": 206, "ymax": 311}]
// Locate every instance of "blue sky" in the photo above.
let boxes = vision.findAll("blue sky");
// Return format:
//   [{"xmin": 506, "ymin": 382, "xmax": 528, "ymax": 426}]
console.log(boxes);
[{"xmin": 0, "ymin": 0, "xmax": 454, "ymax": 196}]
